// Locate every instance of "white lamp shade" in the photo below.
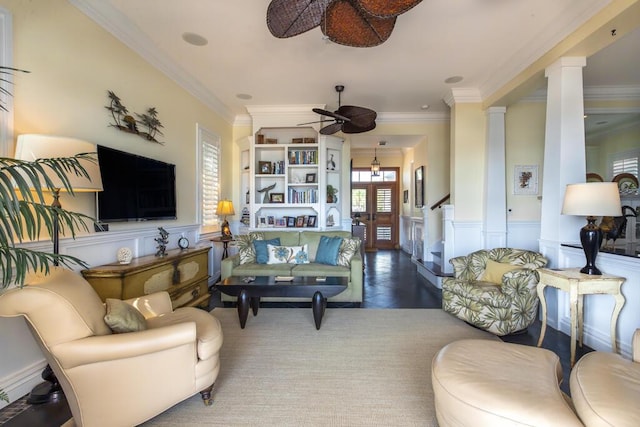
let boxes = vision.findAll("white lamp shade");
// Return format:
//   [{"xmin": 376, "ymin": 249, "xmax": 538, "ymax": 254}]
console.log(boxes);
[
  {"xmin": 562, "ymin": 182, "xmax": 622, "ymax": 217},
  {"xmin": 15, "ymin": 134, "xmax": 103, "ymax": 192}
]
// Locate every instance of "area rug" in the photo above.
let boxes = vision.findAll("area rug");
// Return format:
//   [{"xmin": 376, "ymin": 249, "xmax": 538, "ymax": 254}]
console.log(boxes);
[{"xmin": 144, "ymin": 308, "xmax": 498, "ymax": 426}]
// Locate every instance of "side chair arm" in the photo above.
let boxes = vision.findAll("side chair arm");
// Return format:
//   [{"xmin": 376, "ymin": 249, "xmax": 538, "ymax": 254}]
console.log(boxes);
[{"xmin": 52, "ymin": 322, "xmax": 196, "ymax": 369}]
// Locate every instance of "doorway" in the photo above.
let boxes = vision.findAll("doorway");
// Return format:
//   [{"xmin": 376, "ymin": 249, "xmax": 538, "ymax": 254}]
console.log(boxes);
[{"xmin": 351, "ymin": 168, "xmax": 399, "ymax": 250}]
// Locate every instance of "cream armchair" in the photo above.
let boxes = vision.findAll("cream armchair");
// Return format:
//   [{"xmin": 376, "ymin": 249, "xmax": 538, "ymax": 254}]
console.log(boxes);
[
  {"xmin": 0, "ymin": 268, "xmax": 223, "ymax": 427},
  {"xmin": 442, "ymin": 248, "xmax": 547, "ymax": 336}
]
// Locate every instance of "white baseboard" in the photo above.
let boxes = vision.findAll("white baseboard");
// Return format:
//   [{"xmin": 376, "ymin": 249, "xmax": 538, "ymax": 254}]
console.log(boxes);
[{"xmin": 0, "ymin": 359, "xmax": 47, "ymax": 409}]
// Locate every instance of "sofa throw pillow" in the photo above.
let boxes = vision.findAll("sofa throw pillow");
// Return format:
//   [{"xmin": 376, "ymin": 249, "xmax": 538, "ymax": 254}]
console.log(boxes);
[
  {"xmin": 254, "ymin": 238, "xmax": 281, "ymax": 264},
  {"xmin": 236, "ymin": 232, "xmax": 266, "ymax": 265},
  {"xmin": 104, "ymin": 298, "xmax": 147, "ymax": 333},
  {"xmin": 267, "ymin": 244, "xmax": 309, "ymax": 264},
  {"xmin": 481, "ymin": 259, "xmax": 521, "ymax": 284},
  {"xmin": 315, "ymin": 236, "xmax": 343, "ymax": 265},
  {"xmin": 337, "ymin": 237, "xmax": 361, "ymax": 267}
]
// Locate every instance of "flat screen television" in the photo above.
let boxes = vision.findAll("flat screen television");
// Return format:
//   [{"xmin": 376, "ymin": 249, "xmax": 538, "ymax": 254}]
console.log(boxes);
[{"xmin": 97, "ymin": 145, "xmax": 177, "ymax": 222}]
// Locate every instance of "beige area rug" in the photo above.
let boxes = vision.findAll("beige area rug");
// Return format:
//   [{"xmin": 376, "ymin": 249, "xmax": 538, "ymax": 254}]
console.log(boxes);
[{"xmin": 144, "ymin": 308, "xmax": 498, "ymax": 427}]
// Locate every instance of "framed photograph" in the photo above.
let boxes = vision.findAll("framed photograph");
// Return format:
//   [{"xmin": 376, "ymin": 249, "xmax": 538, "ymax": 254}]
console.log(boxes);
[
  {"xmin": 286, "ymin": 216, "xmax": 296, "ymax": 227},
  {"xmin": 296, "ymin": 216, "xmax": 305, "ymax": 227},
  {"xmin": 403, "ymin": 189, "xmax": 409, "ymax": 203},
  {"xmin": 258, "ymin": 161, "xmax": 272, "ymax": 174},
  {"xmin": 270, "ymin": 192, "xmax": 284, "ymax": 203},
  {"xmin": 307, "ymin": 215, "xmax": 317, "ymax": 227},
  {"xmin": 275, "ymin": 218, "xmax": 286, "ymax": 227},
  {"xmin": 267, "ymin": 215, "xmax": 275, "ymax": 226},
  {"xmin": 305, "ymin": 173, "xmax": 317, "ymax": 183},
  {"xmin": 415, "ymin": 166, "xmax": 424, "ymax": 208},
  {"xmin": 514, "ymin": 165, "xmax": 539, "ymax": 195},
  {"xmin": 258, "ymin": 216, "xmax": 267, "ymax": 227}
]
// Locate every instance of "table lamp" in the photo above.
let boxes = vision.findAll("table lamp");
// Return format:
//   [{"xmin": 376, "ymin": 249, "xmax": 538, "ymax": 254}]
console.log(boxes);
[
  {"xmin": 15, "ymin": 135, "xmax": 103, "ymax": 260},
  {"xmin": 216, "ymin": 199, "xmax": 235, "ymax": 240},
  {"xmin": 561, "ymin": 182, "xmax": 621, "ymax": 275}
]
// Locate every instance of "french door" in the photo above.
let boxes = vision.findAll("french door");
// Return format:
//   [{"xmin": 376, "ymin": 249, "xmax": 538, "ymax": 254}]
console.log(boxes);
[{"xmin": 351, "ymin": 169, "xmax": 399, "ymax": 250}]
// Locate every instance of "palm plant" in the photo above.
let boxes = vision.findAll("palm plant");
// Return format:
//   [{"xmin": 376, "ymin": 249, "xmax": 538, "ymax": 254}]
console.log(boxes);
[{"xmin": 0, "ymin": 153, "xmax": 97, "ymax": 289}]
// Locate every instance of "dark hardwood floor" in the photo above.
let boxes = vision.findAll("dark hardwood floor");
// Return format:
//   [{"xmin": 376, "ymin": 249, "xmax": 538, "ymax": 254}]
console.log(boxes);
[{"xmin": 0, "ymin": 249, "xmax": 589, "ymax": 425}]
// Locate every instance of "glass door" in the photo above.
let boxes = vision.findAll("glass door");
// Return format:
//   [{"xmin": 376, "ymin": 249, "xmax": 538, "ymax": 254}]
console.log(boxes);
[{"xmin": 351, "ymin": 169, "xmax": 399, "ymax": 250}]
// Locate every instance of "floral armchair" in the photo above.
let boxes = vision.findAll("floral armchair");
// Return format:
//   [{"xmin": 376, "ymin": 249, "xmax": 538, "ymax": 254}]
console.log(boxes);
[{"xmin": 442, "ymin": 248, "xmax": 547, "ymax": 336}]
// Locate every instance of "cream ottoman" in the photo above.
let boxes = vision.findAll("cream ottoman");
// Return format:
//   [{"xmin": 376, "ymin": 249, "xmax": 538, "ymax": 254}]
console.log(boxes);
[
  {"xmin": 570, "ymin": 350, "xmax": 640, "ymax": 427},
  {"xmin": 432, "ymin": 339, "xmax": 582, "ymax": 427}
]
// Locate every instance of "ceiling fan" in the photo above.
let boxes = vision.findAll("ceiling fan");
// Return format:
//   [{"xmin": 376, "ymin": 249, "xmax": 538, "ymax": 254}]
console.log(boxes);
[
  {"xmin": 267, "ymin": 0, "xmax": 422, "ymax": 48},
  {"xmin": 300, "ymin": 85, "xmax": 377, "ymax": 135}
]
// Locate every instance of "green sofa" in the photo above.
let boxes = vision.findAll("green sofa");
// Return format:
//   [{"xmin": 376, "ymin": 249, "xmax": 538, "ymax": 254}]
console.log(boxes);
[{"xmin": 221, "ymin": 230, "xmax": 363, "ymax": 303}]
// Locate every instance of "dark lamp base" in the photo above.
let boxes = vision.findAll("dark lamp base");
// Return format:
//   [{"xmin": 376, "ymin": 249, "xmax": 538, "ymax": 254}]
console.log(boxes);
[{"xmin": 580, "ymin": 217, "xmax": 603, "ymax": 276}]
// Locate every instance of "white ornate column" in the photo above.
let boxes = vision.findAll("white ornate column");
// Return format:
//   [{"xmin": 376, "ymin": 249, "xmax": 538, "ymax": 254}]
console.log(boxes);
[{"xmin": 484, "ymin": 106, "xmax": 507, "ymax": 248}]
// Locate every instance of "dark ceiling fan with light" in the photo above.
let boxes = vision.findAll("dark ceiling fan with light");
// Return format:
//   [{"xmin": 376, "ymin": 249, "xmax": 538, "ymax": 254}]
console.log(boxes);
[
  {"xmin": 299, "ymin": 85, "xmax": 377, "ymax": 135},
  {"xmin": 266, "ymin": 0, "xmax": 422, "ymax": 48}
]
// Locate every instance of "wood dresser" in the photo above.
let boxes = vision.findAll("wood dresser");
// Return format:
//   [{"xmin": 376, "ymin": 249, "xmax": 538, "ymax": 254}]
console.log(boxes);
[{"xmin": 81, "ymin": 246, "xmax": 211, "ymax": 309}]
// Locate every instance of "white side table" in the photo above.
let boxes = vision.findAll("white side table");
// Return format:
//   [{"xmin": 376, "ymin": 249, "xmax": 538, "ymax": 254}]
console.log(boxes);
[{"xmin": 536, "ymin": 268, "xmax": 626, "ymax": 366}]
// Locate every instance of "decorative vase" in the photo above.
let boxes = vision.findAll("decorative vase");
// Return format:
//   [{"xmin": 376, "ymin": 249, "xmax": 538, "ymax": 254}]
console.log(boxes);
[{"xmin": 116, "ymin": 247, "xmax": 133, "ymax": 264}]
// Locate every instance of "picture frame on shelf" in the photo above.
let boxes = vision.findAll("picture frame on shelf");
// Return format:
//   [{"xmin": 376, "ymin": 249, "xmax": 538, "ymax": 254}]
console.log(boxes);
[
  {"xmin": 267, "ymin": 215, "xmax": 275, "ymax": 226},
  {"xmin": 258, "ymin": 161, "xmax": 272, "ymax": 174},
  {"xmin": 307, "ymin": 215, "xmax": 317, "ymax": 227},
  {"xmin": 275, "ymin": 218, "xmax": 287, "ymax": 227},
  {"xmin": 286, "ymin": 216, "xmax": 296, "ymax": 227},
  {"xmin": 258, "ymin": 216, "xmax": 267, "ymax": 227},
  {"xmin": 305, "ymin": 173, "xmax": 316, "ymax": 183},
  {"xmin": 270, "ymin": 192, "xmax": 284, "ymax": 203},
  {"xmin": 296, "ymin": 216, "xmax": 305, "ymax": 227}
]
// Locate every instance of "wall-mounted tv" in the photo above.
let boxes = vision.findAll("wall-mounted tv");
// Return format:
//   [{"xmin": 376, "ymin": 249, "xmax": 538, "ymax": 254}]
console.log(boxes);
[{"xmin": 97, "ymin": 145, "xmax": 177, "ymax": 222}]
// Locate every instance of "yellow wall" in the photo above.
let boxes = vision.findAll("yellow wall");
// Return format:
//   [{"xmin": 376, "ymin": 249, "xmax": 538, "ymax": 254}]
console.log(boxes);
[
  {"xmin": 4, "ymin": 0, "xmax": 233, "ymax": 232},
  {"xmin": 505, "ymin": 101, "xmax": 546, "ymax": 221},
  {"xmin": 450, "ymin": 103, "xmax": 485, "ymax": 221}
]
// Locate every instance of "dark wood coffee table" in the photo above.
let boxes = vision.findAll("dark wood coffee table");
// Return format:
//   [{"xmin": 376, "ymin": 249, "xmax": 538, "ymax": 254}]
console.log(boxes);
[{"xmin": 215, "ymin": 276, "xmax": 348, "ymax": 330}]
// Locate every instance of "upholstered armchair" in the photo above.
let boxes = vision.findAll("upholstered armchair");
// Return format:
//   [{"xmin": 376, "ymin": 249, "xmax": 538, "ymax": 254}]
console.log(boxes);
[
  {"xmin": 0, "ymin": 268, "xmax": 223, "ymax": 427},
  {"xmin": 442, "ymin": 248, "xmax": 547, "ymax": 336}
]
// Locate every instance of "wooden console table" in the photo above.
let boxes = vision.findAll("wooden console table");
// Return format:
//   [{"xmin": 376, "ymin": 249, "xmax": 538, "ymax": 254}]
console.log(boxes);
[
  {"xmin": 82, "ymin": 246, "xmax": 211, "ymax": 309},
  {"xmin": 536, "ymin": 268, "xmax": 626, "ymax": 366}
]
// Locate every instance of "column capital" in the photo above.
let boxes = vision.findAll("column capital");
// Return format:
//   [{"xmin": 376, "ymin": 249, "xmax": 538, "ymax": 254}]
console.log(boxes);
[
  {"xmin": 545, "ymin": 57, "xmax": 586, "ymax": 77},
  {"xmin": 487, "ymin": 106, "xmax": 507, "ymax": 115}
]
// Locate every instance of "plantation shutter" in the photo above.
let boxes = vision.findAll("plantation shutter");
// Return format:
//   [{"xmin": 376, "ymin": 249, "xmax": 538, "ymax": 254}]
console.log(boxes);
[{"xmin": 201, "ymin": 136, "xmax": 220, "ymax": 230}]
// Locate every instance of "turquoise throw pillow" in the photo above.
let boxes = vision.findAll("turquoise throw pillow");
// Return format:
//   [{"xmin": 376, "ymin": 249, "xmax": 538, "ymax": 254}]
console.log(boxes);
[
  {"xmin": 254, "ymin": 238, "xmax": 281, "ymax": 264},
  {"xmin": 315, "ymin": 236, "xmax": 343, "ymax": 265}
]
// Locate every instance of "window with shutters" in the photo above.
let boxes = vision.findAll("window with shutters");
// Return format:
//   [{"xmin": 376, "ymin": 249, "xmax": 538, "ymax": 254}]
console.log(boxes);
[
  {"xmin": 610, "ymin": 149, "xmax": 640, "ymax": 179},
  {"xmin": 198, "ymin": 125, "xmax": 221, "ymax": 234}
]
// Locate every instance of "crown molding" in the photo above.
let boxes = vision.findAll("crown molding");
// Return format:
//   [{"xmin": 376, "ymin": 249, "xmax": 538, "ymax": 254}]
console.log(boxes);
[
  {"xmin": 68, "ymin": 0, "xmax": 235, "ymax": 124},
  {"xmin": 443, "ymin": 88, "xmax": 483, "ymax": 107},
  {"xmin": 377, "ymin": 112, "xmax": 449, "ymax": 124}
]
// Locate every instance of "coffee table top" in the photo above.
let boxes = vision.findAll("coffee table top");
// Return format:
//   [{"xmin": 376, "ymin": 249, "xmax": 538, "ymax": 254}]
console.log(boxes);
[{"xmin": 216, "ymin": 276, "xmax": 348, "ymax": 299}]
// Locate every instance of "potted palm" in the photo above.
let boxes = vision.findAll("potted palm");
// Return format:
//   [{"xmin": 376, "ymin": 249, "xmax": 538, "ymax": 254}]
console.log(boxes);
[{"xmin": 1, "ymin": 66, "xmax": 96, "ymax": 403}]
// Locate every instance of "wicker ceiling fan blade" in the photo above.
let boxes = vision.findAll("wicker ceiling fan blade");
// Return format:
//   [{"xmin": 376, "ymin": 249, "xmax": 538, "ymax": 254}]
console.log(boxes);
[
  {"xmin": 341, "ymin": 120, "xmax": 377, "ymax": 134},
  {"xmin": 267, "ymin": 0, "xmax": 331, "ymax": 38},
  {"xmin": 337, "ymin": 105, "xmax": 377, "ymax": 128},
  {"xmin": 321, "ymin": 0, "xmax": 396, "ymax": 48},
  {"xmin": 356, "ymin": 0, "xmax": 423, "ymax": 18},
  {"xmin": 320, "ymin": 122, "xmax": 344, "ymax": 135},
  {"xmin": 312, "ymin": 107, "xmax": 351, "ymax": 123}
]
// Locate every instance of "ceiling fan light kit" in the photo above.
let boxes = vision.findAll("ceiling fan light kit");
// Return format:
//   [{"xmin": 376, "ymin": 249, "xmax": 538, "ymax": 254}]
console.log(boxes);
[{"xmin": 267, "ymin": 0, "xmax": 422, "ymax": 48}]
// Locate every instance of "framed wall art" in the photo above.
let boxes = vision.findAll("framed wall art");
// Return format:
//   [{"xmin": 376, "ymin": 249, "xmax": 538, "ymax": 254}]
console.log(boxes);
[{"xmin": 514, "ymin": 165, "xmax": 539, "ymax": 195}]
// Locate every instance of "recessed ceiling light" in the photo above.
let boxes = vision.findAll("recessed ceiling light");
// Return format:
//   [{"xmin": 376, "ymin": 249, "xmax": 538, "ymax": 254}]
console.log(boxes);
[
  {"xmin": 236, "ymin": 93, "xmax": 253, "ymax": 100},
  {"xmin": 420, "ymin": 104, "xmax": 429, "ymax": 110},
  {"xmin": 182, "ymin": 32, "xmax": 208, "ymax": 46},
  {"xmin": 444, "ymin": 76, "xmax": 463, "ymax": 84}
]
